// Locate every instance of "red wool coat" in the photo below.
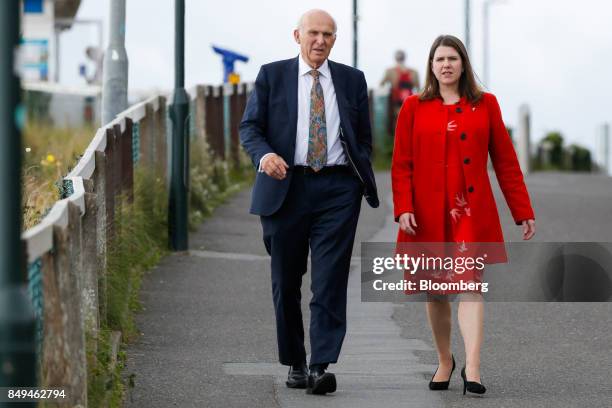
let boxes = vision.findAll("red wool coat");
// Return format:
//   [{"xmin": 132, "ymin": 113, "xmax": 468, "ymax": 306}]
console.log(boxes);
[{"xmin": 391, "ymin": 93, "xmax": 535, "ymax": 244}]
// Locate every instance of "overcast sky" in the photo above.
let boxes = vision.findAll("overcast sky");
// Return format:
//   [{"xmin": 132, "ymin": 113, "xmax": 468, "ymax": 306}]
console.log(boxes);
[{"xmin": 60, "ymin": 0, "xmax": 611, "ymax": 159}]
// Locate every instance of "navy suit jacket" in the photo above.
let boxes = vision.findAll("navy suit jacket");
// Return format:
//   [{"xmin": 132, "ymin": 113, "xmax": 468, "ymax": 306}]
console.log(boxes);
[{"xmin": 239, "ymin": 56, "xmax": 380, "ymax": 216}]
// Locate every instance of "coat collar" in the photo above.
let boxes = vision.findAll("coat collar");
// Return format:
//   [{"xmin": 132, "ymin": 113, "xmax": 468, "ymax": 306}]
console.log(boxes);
[{"xmin": 435, "ymin": 95, "xmax": 469, "ymax": 106}]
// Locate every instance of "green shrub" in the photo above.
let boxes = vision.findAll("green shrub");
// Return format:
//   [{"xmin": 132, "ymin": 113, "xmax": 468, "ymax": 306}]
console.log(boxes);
[
  {"xmin": 188, "ymin": 136, "xmax": 253, "ymax": 229},
  {"xmin": 88, "ymin": 168, "xmax": 168, "ymax": 407}
]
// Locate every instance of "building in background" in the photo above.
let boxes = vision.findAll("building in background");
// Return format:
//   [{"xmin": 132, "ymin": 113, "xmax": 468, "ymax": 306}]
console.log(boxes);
[
  {"xmin": 21, "ymin": 0, "xmax": 81, "ymax": 82},
  {"xmin": 20, "ymin": 0, "xmax": 102, "ymax": 127}
]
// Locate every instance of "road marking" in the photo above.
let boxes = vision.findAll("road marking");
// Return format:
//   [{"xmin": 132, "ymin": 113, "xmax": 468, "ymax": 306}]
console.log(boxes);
[
  {"xmin": 189, "ymin": 249, "xmax": 362, "ymax": 265},
  {"xmin": 188, "ymin": 249, "xmax": 269, "ymax": 261}
]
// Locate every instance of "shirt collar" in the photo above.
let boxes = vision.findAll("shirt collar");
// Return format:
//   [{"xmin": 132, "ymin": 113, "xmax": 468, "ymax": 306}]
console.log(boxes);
[{"xmin": 299, "ymin": 55, "xmax": 330, "ymax": 78}]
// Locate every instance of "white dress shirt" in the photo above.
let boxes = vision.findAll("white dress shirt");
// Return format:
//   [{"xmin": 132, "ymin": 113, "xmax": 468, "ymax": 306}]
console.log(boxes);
[
  {"xmin": 294, "ymin": 56, "xmax": 345, "ymax": 166},
  {"xmin": 259, "ymin": 55, "xmax": 346, "ymax": 171}
]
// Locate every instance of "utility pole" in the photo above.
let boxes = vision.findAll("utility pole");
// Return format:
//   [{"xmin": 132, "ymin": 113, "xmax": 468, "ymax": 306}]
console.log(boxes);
[
  {"xmin": 168, "ymin": 0, "xmax": 189, "ymax": 251},
  {"xmin": 598, "ymin": 123, "xmax": 610, "ymax": 175},
  {"xmin": 352, "ymin": 0, "xmax": 358, "ymax": 68},
  {"xmin": 483, "ymin": 0, "xmax": 491, "ymax": 87},
  {"xmin": 483, "ymin": 0, "xmax": 505, "ymax": 88},
  {"xmin": 102, "ymin": 0, "xmax": 128, "ymax": 125},
  {"xmin": 465, "ymin": 0, "xmax": 471, "ymax": 54},
  {"xmin": 0, "ymin": 1, "xmax": 37, "ymax": 403}
]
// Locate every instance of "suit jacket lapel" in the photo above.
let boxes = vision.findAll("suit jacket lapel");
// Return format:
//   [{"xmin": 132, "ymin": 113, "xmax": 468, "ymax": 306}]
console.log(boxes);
[
  {"xmin": 328, "ymin": 60, "xmax": 351, "ymax": 135},
  {"xmin": 328, "ymin": 60, "xmax": 348, "ymax": 109},
  {"xmin": 285, "ymin": 57, "xmax": 299, "ymax": 155}
]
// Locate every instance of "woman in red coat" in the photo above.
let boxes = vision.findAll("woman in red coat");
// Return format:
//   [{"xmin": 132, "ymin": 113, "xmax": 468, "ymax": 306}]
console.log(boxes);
[{"xmin": 391, "ymin": 35, "xmax": 536, "ymax": 395}]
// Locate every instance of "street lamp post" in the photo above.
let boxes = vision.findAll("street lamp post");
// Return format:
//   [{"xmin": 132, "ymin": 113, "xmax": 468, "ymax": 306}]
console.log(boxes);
[
  {"xmin": 465, "ymin": 0, "xmax": 471, "ymax": 54},
  {"xmin": 168, "ymin": 0, "xmax": 189, "ymax": 251},
  {"xmin": 102, "ymin": 0, "xmax": 128, "ymax": 125},
  {"xmin": 0, "ymin": 0, "xmax": 37, "ymax": 402},
  {"xmin": 483, "ymin": 0, "xmax": 505, "ymax": 88}
]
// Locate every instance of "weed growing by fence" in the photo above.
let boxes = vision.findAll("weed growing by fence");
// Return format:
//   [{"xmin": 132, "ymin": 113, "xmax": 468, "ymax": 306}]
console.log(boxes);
[
  {"xmin": 89, "ymin": 144, "xmax": 253, "ymax": 406},
  {"xmin": 88, "ymin": 167, "xmax": 168, "ymax": 407},
  {"xmin": 22, "ymin": 122, "xmax": 93, "ymax": 229},
  {"xmin": 188, "ymin": 136, "xmax": 253, "ymax": 229}
]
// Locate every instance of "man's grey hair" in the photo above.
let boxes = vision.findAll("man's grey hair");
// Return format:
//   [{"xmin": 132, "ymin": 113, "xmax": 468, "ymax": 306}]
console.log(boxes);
[{"xmin": 296, "ymin": 9, "xmax": 337, "ymax": 34}]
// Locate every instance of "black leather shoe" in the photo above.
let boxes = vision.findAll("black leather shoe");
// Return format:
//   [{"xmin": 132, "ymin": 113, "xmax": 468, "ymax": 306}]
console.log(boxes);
[
  {"xmin": 286, "ymin": 364, "xmax": 308, "ymax": 389},
  {"xmin": 306, "ymin": 366, "xmax": 336, "ymax": 395}
]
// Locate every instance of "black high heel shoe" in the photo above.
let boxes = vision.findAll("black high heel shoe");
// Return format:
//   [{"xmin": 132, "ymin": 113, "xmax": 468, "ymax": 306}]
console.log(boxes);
[
  {"xmin": 428, "ymin": 355, "xmax": 455, "ymax": 390},
  {"xmin": 461, "ymin": 366, "xmax": 486, "ymax": 395}
]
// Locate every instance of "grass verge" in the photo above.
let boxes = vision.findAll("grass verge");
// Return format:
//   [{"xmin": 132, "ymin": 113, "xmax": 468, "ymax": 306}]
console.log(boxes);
[{"xmin": 87, "ymin": 138, "xmax": 253, "ymax": 407}]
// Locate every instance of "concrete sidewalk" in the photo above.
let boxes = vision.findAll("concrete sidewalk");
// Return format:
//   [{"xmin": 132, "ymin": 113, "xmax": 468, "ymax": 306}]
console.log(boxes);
[
  {"xmin": 124, "ymin": 172, "xmax": 443, "ymax": 407},
  {"xmin": 124, "ymin": 171, "xmax": 612, "ymax": 408}
]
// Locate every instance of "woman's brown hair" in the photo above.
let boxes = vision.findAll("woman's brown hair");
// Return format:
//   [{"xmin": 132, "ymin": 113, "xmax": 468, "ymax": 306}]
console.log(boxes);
[{"xmin": 420, "ymin": 35, "xmax": 483, "ymax": 104}]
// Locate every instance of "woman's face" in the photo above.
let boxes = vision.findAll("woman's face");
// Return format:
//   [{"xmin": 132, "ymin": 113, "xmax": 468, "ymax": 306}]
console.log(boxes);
[{"xmin": 432, "ymin": 45, "xmax": 463, "ymax": 88}]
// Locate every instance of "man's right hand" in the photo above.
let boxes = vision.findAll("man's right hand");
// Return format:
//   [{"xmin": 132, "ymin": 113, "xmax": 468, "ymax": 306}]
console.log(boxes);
[
  {"xmin": 398, "ymin": 212, "xmax": 417, "ymax": 235},
  {"xmin": 261, "ymin": 153, "xmax": 289, "ymax": 180}
]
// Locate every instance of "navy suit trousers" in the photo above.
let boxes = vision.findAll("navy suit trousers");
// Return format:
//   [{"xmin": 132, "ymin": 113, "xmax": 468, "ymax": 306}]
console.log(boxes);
[{"xmin": 260, "ymin": 168, "xmax": 362, "ymax": 366}]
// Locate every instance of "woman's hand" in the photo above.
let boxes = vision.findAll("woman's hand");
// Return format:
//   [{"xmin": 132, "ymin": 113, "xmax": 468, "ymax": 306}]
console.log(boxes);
[
  {"xmin": 522, "ymin": 219, "xmax": 536, "ymax": 240},
  {"xmin": 399, "ymin": 213, "xmax": 418, "ymax": 235}
]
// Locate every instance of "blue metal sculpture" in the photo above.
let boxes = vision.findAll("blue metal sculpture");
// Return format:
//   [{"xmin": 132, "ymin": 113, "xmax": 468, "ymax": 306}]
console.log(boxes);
[{"xmin": 212, "ymin": 46, "xmax": 249, "ymax": 83}]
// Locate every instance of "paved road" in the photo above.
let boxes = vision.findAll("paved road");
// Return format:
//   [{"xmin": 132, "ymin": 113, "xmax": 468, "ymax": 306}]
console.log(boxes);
[{"xmin": 124, "ymin": 171, "xmax": 612, "ymax": 407}]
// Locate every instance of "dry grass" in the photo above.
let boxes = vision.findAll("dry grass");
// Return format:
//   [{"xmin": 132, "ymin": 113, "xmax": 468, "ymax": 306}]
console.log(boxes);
[{"xmin": 22, "ymin": 122, "xmax": 95, "ymax": 230}]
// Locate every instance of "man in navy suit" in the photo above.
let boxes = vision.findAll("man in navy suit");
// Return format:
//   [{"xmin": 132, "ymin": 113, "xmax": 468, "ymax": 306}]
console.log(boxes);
[{"xmin": 239, "ymin": 9, "xmax": 379, "ymax": 395}]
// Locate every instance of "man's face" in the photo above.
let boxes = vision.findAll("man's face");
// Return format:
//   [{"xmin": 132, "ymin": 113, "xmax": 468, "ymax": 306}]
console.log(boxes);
[{"xmin": 294, "ymin": 12, "xmax": 336, "ymax": 69}]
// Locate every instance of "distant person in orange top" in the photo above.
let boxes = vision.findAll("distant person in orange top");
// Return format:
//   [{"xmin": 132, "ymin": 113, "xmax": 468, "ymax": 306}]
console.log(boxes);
[
  {"xmin": 391, "ymin": 35, "xmax": 536, "ymax": 396},
  {"xmin": 380, "ymin": 50, "xmax": 420, "ymax": 134}
]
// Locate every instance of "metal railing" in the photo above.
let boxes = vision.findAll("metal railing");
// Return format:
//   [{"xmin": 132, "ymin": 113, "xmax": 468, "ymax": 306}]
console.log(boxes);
[{"xmin": 20, "ymin": 82, "xmax": 252, "ymax": 405}]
